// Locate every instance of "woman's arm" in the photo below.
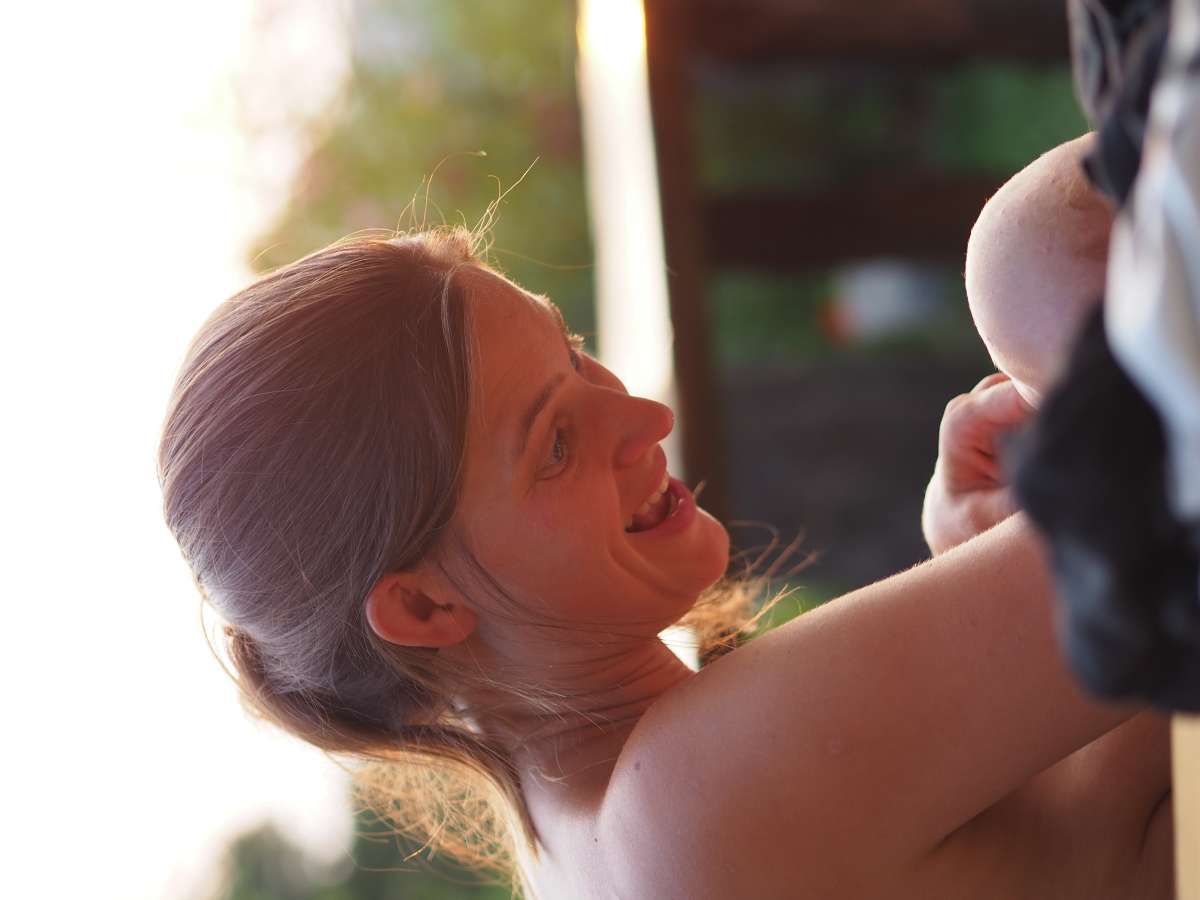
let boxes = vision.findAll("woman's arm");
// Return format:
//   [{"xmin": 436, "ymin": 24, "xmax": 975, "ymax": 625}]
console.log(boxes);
[{"xmin": 603, "ymin": 515, "xmax": 1139, "ymax": 898}]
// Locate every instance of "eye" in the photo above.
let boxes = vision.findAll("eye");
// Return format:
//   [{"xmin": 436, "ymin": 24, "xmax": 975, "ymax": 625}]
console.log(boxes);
[{"xmin": 544, "ymin": 426, "xmax": 570, "ymax": 474}]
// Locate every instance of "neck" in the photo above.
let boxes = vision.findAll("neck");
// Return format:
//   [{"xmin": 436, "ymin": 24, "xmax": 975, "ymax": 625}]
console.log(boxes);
[{"xmin": 448, "ymin": 633, "xmax": 694, "ymax": 785}]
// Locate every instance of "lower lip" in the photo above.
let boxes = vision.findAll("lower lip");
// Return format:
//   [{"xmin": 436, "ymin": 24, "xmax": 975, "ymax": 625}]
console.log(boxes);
[{"xmin": 631, "ymin": 477, "xmax": 696, "ymax": 538}]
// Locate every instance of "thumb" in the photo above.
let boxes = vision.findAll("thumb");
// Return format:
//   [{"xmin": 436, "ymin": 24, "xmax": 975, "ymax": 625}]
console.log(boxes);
[{"xmin": 971, "ymin": 378, "xmax": 1036, "ymax": 429}]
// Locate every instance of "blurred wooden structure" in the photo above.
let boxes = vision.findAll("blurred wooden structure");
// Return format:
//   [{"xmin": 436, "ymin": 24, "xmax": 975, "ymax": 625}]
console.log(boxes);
[
  {"xmin": 643, "ymin": 2, "xmax": 1197, "ymax": 890},
  {"xmin": 643, "ymin": 0, "xmax": 1069, "ymax": 522}
]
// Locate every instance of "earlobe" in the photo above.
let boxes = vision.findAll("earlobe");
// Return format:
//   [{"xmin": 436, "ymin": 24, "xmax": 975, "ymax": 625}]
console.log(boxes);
[{"xmin": 364, "ymin": 571, "xmax": 477, "ymax": 649}]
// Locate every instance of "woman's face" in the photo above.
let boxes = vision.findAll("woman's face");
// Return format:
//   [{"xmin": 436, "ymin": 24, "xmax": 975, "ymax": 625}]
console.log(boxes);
[{"xmin": 449, "ymin": 267, "xmax": 729, "ymax": 642}]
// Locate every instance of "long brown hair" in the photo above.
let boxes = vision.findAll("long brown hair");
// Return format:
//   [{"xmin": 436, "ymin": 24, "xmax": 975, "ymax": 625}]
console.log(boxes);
[{"xmin": 157, "ymin": 227, "xmax": 785, "ymax": 891}]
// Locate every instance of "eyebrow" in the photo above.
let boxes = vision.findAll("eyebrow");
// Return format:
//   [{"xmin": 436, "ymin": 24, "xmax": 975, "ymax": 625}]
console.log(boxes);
[{"xmin": 512, "ymin": 298, "xmax": 573, "ymax": 462}]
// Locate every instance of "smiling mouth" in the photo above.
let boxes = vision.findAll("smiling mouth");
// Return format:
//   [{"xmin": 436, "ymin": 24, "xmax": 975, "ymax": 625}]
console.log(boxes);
[{"xmin": 625, "ymin": 472, "xmax": 676, "ymax": 532}]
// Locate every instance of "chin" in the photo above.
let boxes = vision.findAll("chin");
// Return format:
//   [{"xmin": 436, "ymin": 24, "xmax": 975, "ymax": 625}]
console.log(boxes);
[{"xmin": 692, "ymin": 508, "xmax": 732, "ymax": 589}]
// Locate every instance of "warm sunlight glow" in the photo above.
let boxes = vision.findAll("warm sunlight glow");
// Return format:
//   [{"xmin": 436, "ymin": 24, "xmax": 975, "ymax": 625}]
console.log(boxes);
[
  {"xmin": 578, "ymin": 0, "xmax": 647, "ymax": 70},
  {"xmin": 576, "ymin": 0, "xmax": 679, "ymax": 469},
  {"xmin": 577, "ymin": 0, "xmax": 691, "ymax": 662}
]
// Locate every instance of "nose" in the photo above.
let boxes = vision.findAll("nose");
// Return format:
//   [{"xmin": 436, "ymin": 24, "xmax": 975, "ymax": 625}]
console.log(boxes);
[{"xmin": 612, "ymin": 393, "xmax": 675, "ymax": 468}]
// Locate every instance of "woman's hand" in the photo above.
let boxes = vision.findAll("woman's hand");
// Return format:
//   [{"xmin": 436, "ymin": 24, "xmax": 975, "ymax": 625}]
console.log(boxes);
[{"xmin": 922, "ymin": 373, "xmax": 1034, "ymax": 556}]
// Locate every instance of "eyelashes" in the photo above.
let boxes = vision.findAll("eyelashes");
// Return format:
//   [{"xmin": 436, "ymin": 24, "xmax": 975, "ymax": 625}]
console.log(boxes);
[
  {"xmin": 548, "ymin": 427, "xmax": 569, "ymax": 468},
  {"xmin": 543, "ymin": 335, "xmax": 587, "ymax": 475}
]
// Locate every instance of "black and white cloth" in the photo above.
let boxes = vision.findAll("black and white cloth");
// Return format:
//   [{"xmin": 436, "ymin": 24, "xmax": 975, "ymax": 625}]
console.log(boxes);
[{"xmin": 1013, "ymin": 0, "xmax": 1200, "ymax": 711}]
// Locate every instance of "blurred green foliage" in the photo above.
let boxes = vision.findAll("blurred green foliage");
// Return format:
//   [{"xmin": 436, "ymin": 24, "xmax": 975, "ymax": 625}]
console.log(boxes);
[
  {"xmin": 210, "ymin": 814, "xmax": 513, "ymax": 900},
  {"xmin": 749, "ymin": 582, "xmax": 836, "ymax": 633},
  {"xmin": 248, "ymin": 0, "xmax": 596, "ymax": 341},
  {"xmin": 709, "ymin": 270, "xmax": 834, "ymax": 364},
  {"xmin": 697, "ymin": 61, "xmax": 1087, "ymax": 190},
  {"xmin": 929, "ymin": 63, "xmax": 1090, "ymax": 174}
]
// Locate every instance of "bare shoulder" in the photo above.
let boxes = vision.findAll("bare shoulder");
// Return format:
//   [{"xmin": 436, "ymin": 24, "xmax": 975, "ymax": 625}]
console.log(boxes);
[
  {"xmin": 595, "ymin": 518, "xmax": 1155, "ymax": 898},
  {"xmin": 596, "ymin": 658, "xmax": 886, "ymax": 900},
  {"xmin": 596, "ymin": 712, "xmax": 795, "ymax": 900}
]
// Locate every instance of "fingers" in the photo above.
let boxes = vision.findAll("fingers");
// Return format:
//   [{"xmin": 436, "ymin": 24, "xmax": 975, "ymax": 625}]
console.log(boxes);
[
  {"xmin": 961, "ymin": 376, "xmax": 1035, "ymax": 428},
  {"xmin": 926, "ymin": 374, "xmax": 1030, "ymax": 551},
  {"xmin": 938, "ymin": 377, "xmax": 1035, "ymax": 471},
  {"xmin": 970, "ymin": 370, "xmax": 1041, "ymax": 411},
  {"xmin": 971, "ymin": 371, "xmax": 1011, "ymax": 393}
]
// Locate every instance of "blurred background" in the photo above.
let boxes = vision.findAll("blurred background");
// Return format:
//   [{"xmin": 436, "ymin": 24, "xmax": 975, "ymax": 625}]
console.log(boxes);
[{"xmin": 2, "ymin": 1, "xmax": 1087, "ymax": 897}]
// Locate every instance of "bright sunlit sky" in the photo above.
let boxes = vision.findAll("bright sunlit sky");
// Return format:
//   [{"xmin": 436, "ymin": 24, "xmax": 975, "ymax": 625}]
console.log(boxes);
[{"xmin": 3, "ymin": 3, "xmax": 358, "ymax": 898}]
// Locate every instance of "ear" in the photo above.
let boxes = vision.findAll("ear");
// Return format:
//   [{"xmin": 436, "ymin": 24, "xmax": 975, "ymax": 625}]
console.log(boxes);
[{"xmin": 364, "ymin": 568, "xmax": 477, "ymax": 649}]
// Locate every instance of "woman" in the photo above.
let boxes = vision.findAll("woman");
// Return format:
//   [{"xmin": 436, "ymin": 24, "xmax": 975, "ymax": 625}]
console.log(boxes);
[{"xmin": 159, "ymin": 221, "xmax": 1170, "ymax": 898}]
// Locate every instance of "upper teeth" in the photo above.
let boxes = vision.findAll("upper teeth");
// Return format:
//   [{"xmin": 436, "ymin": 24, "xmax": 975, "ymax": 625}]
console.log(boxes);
[{"xmin": 625, "ymin": 472, "xmax": 671, "ymax": 529}]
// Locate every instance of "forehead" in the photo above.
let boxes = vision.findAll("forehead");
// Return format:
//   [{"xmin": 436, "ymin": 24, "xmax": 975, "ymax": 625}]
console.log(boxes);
[
  {"xmin": 461, "ymin": 267, "xmax": 562, "ymax": 357},
  {"xmin": 460, "ymin": 268, "xmax": 564, "ymax": 446}
]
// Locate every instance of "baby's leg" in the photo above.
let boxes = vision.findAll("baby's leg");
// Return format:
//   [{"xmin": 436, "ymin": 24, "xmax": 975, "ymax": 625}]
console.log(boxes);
[{"xmin": 964, "ymin": 134, "xmax": 1113, "ymax": 403}]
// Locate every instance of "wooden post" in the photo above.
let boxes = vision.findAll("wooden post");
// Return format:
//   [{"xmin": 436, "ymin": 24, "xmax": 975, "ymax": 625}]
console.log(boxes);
[
  {"xmin": 703, "ymin": 174, "xmax": 1008, "ymax": 269},
  {"xmin": 689, "ymin": 0, "xmax": 1068, "ymax": 64},
  {"xmin": 644, "ymin": 0, "xmax": 730, "ymax": 523},
  {"xmin": 1177, "ymin": 715, "xmax": 1200, "ymax": 897}
]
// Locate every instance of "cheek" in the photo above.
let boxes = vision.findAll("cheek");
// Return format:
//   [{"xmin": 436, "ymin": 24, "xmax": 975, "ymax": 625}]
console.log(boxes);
[
  {"xmin": 523, "ymin": 493, "xmax": 618, "ymax": 592},
  {"xmin": 475, "ymin": 489, "xmax": 602, "ymax": 576},
  {"xmin": 462, "ymin": 474, "xmax": 621, "ymax": 597},
  {"xmin": 537, "ymin": 471, "xmax": 619, "ymax": 532},
  {"xmin": 525, "ymin": 500, "xmax": 559, "ymax": 533}
]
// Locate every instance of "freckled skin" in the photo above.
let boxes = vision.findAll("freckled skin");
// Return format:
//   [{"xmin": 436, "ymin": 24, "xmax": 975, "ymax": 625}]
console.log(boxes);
[
  {"xmin": 449, "ymin": 267, "xmax": 730, "ymax": 639},
  {"xmin": 422, "ymin": 266, "xmax": 729, "ymax": 784},
  {"xmin": 965, "ymin": 134, "xmax": 1115, "ymax": 404}
]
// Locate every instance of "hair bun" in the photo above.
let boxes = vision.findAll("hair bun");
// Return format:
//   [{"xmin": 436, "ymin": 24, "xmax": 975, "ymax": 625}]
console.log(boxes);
[{"xmin": 223, "ymin": 624, "xmax": 277, "ymax": 704}]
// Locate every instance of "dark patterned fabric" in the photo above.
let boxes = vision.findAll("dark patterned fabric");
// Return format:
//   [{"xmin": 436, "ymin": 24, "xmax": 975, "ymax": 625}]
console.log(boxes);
[
  {"xmin": 1013, "ymin": 0, "xmax": 1200, "ymax": 711},
  {"xmin": 1069, "ymin": 0, "xmax": 1170, "ymax": 203},
  {"xmin": 1012, "ymin": 309, "xmax": 1200, "ymax": 710}
]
